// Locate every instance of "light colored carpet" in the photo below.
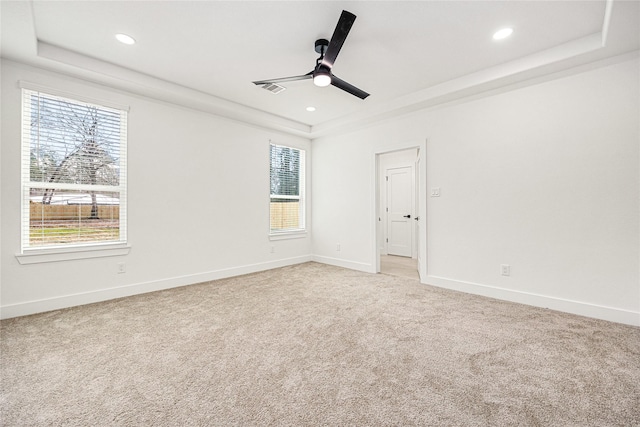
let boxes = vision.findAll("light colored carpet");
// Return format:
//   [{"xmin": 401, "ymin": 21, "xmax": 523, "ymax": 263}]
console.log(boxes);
[{"xmin": 1, "ymin": 262, "xmax": 639, "ymax": 426}]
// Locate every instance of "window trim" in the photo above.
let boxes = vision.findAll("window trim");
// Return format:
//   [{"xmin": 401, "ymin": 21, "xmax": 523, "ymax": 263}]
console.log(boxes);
[
  {"xmin": 269, "ymin": 142, "xmax": 306, "ymax": 238},
  {"xmin": 269, "ymin": 231, "xmax": 307, "ymax": 241},
  {"xmin": 18, "ymin": 81, "xmax": 130, "ymax": 112},
  {"xmin": 19, "ymin": 82, "xmax": 129, "ymax": 258},
  {"xmin": 15, "ymin": 244, "xmax": 131, "ymax": 265}
]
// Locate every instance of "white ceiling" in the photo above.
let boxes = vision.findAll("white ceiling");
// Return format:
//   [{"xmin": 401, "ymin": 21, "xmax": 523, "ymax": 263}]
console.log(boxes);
[{"xmin": 2, "ymin": 0, "xmax": 639, "ymax": 137}]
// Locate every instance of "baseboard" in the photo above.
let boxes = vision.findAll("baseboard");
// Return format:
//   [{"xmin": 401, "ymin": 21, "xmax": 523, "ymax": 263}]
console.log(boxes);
[
  {"xmin": 5, "ymin": 257, "xmax": 636, "ymax": 326},
  {"xmin": 312, "ymin": 255, "xmax": 375, "ymax": 273},
  {"xmin": 0, "ymin": 255, "xmax": 313, "ymax": 320},
  {"xmin": 425, "ymin": 275, "xmax": 640, "ymax": 327}
]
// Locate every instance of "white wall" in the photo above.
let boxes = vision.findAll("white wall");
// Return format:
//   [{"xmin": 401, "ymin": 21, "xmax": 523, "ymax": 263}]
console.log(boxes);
[
  {"xmin": 2, "ymin": 57, "xmax": 638, "ymax": 326},
  {"xmin": 1, "ymin": 60, "xmax": 312, "ymax": 318},
  {"xmin": 312, "ymin": 57, "xmax": 640, "ymax": 325}
]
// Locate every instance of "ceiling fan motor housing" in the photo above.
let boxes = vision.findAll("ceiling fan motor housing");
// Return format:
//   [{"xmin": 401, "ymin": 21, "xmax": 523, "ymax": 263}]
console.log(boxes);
[{"xmin": 315, "ymin": 39, "xmax": 329, "ymax": 55}]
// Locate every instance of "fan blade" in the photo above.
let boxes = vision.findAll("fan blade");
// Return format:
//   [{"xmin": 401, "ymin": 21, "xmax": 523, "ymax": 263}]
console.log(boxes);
[
  {"xmin": 321, "ymin": 10, "xmax": 356, "ymax": 69},
  {"xmin": 331, "ymin": 74, "xmax": 369, "ymax": 99},
  {"xmin": 253, "ymin": 71, "xmax": 313, "ymax": 85}
]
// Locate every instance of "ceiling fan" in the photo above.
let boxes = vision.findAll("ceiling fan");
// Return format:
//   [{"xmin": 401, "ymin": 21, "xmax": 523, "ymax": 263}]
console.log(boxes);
[{"xmin": 253, "ymin": 10, "xmax": 370, "ymax": 100}]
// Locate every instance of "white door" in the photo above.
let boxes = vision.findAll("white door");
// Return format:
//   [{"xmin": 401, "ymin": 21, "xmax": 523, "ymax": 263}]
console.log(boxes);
[{"xmin": 386, "ymin": 166, "xmax": 414, "ymax": 257}]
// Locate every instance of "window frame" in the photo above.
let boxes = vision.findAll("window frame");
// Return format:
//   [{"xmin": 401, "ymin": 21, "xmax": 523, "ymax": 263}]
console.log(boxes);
[
  {"xmin": 269, "ymin": 142, "xmax": 306, "ymax": 239},
  {"xmin": 17, "ymin": 83, "xmax": 130, "ymax": 262}
]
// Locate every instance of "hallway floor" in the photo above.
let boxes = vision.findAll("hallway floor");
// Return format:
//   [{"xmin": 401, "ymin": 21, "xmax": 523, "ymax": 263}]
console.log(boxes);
[{"xmin": 380, "ymin": 255, "xmax": 419, "ymax": 280}]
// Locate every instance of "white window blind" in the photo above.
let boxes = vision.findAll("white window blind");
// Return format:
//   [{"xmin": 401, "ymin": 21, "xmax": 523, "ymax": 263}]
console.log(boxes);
[
  {"xmin": 21, "ymin": 88, "xmax": 127, "ymax": 251},
  {"xmin": 270, "ymin": 143, "xmax": 305, "ymax": 233}
]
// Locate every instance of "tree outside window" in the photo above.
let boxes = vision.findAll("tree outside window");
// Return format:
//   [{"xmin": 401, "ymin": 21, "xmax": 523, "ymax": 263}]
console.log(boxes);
[{"xmin": 22, "ymin": 89, "xmax": 127, "ymax": 250}]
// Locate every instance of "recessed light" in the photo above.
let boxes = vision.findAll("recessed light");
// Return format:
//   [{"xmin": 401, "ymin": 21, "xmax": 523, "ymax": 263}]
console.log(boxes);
[
  {"xmin": 306, "ymin": 106, "xmax": 316, "ymax": 112},
  {"xmin": 493, "ymin": 27, "xmax": 513, "ymax": 40},
  {"xmin": 115, "ymin": 33, "xmax": 136, "ymax": 45}
]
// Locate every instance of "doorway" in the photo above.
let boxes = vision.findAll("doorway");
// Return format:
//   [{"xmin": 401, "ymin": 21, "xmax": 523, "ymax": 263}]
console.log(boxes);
[
  {"xmin": 380, "ymin": 254, "xmax": 420, "ymax": 280},
  {"xmin": 377, "ymin": 147, "xmax": 420, "ymax": 279}
]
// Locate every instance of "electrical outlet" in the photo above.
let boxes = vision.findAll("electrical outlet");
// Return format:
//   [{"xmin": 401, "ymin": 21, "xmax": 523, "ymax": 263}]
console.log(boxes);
[
  {"xmin": 270, "ymin": 246, "xmax": 275, "ymax": 253},
  {"xmin": 501, "ymin": 264, "xmax": 510, "ymax": 276},
  {"xmin": 117, "ymin": 262, "xmax": 126, "ymax": 274},
  {"xmin": 431, "ymin": 187, "xmax": 441, "ymax": 197},
  {"xmin": 336, "ymin": 243, "xmax": 341, "ymax": 251}
]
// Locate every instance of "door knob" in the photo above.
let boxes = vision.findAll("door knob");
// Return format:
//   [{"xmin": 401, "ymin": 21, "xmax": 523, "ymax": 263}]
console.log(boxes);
[{"xmin": 403, "ymin": 214, "xmax": 411, "ymax": 219}]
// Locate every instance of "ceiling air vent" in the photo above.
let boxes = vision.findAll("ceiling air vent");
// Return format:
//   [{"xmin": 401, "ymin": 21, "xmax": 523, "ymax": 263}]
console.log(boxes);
[{"xmin": 261, "ymin": 83, "xmax": 286, "ymax": 94}]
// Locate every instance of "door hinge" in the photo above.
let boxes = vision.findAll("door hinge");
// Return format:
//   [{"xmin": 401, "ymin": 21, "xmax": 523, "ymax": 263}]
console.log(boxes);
[
  {"xmin": 386, "ymin": 176, "xmax": 388, "ymax": 181},
  {"xmin": 386, "ymin": 207, "xmax": 388, "ymax": 212},
  {"xmin": 386, "ymin": 238, "xmax": 388, "ymax": 243}
]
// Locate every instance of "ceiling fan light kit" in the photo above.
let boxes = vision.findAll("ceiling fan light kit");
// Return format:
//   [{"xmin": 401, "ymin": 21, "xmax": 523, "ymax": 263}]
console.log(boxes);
[
  {"xmin": 253, "ymin": 10, "xmax": 370, "ymax": 99},
  {"xmin": 313, "ymin": 66, "xmax": 332, "ymax": 87}
]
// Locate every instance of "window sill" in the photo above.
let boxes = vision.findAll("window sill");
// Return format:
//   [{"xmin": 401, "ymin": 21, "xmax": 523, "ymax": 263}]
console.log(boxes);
[
  {"xmin": 16, "ymin": 244, "xmax": 131, "ymax": 265},
  {"xmin": 269, "ymin": 231, "xmax": 307, "ymax": 241}
]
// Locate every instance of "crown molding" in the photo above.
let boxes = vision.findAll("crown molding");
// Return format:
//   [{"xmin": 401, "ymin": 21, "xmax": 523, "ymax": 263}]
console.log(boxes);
[
  {"xmin": 310, "ymin": 0, "xmax": 618, "ymax": 138},
  {"xmin": 35, "ymin": 41, "xmax": 312, "ymax": 138},
  {"xmin": 6, "ymin": 0, "xmax": 627, "ymax": 140}
]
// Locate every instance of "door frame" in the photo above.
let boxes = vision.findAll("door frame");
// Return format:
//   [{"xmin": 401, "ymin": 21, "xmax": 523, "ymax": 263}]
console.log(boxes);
[{"xmin": 373, "ymin": 139, "xmax": 427, "ymax": 281}]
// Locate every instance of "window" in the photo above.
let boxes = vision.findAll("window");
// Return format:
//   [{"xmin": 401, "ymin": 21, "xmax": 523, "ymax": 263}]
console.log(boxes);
[
  {"xmin": 270, "ymin": 143, "xmax": 305, "ymax": 234},
  {"xmin": 21, "ymin": 88, "xmax": 127, "ymax": 252}
]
